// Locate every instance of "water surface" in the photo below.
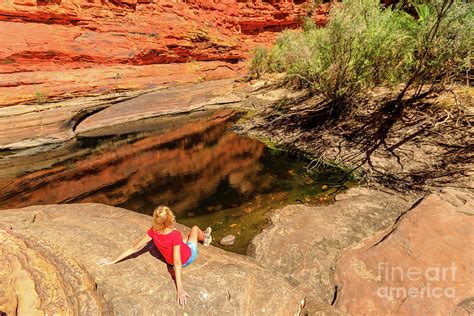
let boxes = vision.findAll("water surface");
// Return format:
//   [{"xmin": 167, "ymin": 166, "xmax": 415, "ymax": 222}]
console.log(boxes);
[{"xmin": 0, "ymin": 109, "xmax": 348, "ymax": 253}]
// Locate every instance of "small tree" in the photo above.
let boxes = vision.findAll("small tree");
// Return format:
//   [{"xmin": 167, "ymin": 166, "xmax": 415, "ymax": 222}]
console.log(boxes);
[{"xmin": 249, "ymin": 46, "xmax": 270, "ymax": 79}]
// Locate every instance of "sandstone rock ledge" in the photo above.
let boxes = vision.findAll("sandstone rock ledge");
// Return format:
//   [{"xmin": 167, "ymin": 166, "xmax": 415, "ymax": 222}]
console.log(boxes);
[
  {"xmin": 0, "ymin": 79, "xmax": 239, "ymax": 150},
  {"xmin": 0, "ymin": 204, "xmax": 302, "ymax": 315},
  {"xmin": 333, "ymin": 188, "xmax": 474, "ymax": 315},
  {"xmin": 250, "ymin": 187, "xmax": 474, "ymax": 315}
]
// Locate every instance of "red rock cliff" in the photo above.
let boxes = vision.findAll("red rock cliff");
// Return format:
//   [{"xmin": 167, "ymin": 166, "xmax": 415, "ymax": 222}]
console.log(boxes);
[{"xmin": 0, "ymin": 0, "xmax": 329, "ymax": 105}]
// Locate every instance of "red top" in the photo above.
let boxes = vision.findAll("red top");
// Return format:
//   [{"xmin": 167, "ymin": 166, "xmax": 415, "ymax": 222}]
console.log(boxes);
[{"xmin": 147, "ymin": 228, "xmax": 191, "ymax": 265}]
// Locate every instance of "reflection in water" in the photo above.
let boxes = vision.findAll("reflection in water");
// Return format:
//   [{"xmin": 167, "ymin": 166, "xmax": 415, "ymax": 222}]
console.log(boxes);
[{"xmin": 0, "ymin": 109, "xmax": 348, "ymax": 253}]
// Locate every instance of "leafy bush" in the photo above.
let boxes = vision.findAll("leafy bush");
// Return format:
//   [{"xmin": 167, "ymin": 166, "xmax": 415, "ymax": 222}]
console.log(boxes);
[
  {"xmin": 401, "ymin": 0, "xmax": 473, "ymax": 90},
  {"xmin": 248, "ymin": 46, "xmax": 270, "ymax": 78},
  {"xmin": 250, "ymin": 0, "xmax": 473, "ymax": 105},
  {"xmin": 35, "ymin": 91, "xmax": 46, "ymax": 105}
]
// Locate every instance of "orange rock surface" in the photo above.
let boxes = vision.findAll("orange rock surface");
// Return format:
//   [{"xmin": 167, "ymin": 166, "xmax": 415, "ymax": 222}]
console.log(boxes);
[
  {"xmin": 333, "ymin": 189, "xmax": 474, "ymax": 315},
  {"xmin": 0, "ymin": 0, "xmax": 330, "ymax": 105}
]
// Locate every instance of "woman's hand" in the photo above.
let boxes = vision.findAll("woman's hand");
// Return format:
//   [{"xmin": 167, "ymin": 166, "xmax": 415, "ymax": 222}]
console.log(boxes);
[
  {"xmin": 97, "ymin": 257, "xmax": 115, "ymax": 266},
  {"xmin": 177, "ymin": 289, "xmax": 190, "ymax": 306}
]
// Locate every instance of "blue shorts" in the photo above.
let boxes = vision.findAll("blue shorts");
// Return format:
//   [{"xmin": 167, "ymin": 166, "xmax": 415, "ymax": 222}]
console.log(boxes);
[{"xmin": 182, "ymin": 242, "xmax": 197, "ymax": 267}]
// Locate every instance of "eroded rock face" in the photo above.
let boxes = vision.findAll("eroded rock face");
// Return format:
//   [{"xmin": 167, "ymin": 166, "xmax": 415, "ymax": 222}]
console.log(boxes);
[
  {"xmin": 333, "ymin": 188, "xmax": 474, "ymax": 315},
  {"xmin": 0, "ymin": 225, "xmax": 112, "ymax": 315},
  {"xmin": 0, "ymin": 203, "xmax": 303, "ymax": 315},
  {"xmin": 0, "ymin": 61, "xmax": 242, "ymax": 106},
  {"xmin": 0, "ymin": 0, "xmax": 330, "ymax": 105},
  {"xmin": 249, "ymin": 187, "xmax": 418, "ymax": 310},
  {"xmin": 0, "ymin": 0, "xmax": 245, "ymax": 70}
]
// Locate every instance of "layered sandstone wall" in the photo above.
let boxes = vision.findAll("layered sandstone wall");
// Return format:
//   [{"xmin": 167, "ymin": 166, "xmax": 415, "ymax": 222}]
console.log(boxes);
[{"xmin": 0, "ymin": 0, "xmax": 329, "ymax": 105}]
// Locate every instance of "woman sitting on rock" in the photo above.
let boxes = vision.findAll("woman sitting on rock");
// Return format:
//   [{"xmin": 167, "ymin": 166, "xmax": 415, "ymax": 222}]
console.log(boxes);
[{"xmin": 98, "ymin": 205, "xmax": 212, "ymax": 306}]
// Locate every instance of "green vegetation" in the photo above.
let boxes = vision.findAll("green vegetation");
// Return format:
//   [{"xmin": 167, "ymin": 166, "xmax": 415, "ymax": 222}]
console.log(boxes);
[
  {"xmin": 251, "ymin": 0, "xmax": 473, "ymax": 106},
  {"xmin": 35, "ymin": 91, "xmax": 47, "ymax": 105},
  {"xmin": 248, "ymin": 0, "xmax": 472, "ymax": 186},
  {"xmin": 249, "ymin": 46, "xmax": 270, "ymax": 79}
]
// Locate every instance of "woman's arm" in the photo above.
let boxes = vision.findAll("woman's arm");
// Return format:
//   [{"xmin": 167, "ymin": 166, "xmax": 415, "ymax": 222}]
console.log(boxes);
[
  {"xmin": 173, "ymin": 245, "xmax": 190, "ymax": 305},
  {"xmin": 98, "ymin": 234, "xmax": 152, "ymax": 266}
]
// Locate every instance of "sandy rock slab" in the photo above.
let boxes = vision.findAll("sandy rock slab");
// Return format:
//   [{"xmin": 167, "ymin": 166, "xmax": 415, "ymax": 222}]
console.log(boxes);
[
  {"xmin": 0, "ymin": 204, "xmax": 302, "ymax": 315},
  {"xmin": 74, "ymin": 78, "xmax": 241, "ymax": 137},
  {"xmin": 0, "ymin": 61, "xmax": 241, "ymax": 107},
  {"xmin": 333, "ymin": 188, "xmax": 474, "ymax": 315},
  {"xmin": 0, "ymin": 78, "xmax": 239, "ymax": 150},
  {"xmin": 249, "ymin": 187, "xmax": 419, "ymax": 310},
  {"xmin": 0, "ymin": 226, "xmax": 112, "ymax": 315}
]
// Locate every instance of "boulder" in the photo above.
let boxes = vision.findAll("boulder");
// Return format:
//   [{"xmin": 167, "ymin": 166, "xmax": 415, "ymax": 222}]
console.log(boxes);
[
  {"xmin": 250, "ymin": 187, "xmax": 474, "ymax": 314},
  {"xmin": 332, "ymin": 188, "xmax": 474, "ymax": 315},
  {"xmin": 0, "ymin": 203, "xmax": 302, "ymax": 315},
  {"xmin": 249, "ymin": 187, "xmax": 418, "ymax": 309},
  {"xmin": 220, "ymin": 235, "xmax": 236, "ymax": 247}
]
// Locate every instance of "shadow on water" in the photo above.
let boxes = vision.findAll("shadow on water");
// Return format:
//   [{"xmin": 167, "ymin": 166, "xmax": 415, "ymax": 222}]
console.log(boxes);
[{"xmin": 0, "ymin": 109, "xmax": 350, "ymax": 254}]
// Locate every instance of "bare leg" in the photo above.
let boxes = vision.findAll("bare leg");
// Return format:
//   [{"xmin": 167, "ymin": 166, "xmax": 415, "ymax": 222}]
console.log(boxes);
[{"xmin": 183, "ymin": 226, "xmax": 205, "ymax": 244}]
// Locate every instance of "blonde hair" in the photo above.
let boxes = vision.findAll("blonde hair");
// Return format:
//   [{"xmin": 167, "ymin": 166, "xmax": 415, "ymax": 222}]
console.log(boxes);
[{"xmin": 152, "ymin": 206, "xmax": 175, "ymax": 232}]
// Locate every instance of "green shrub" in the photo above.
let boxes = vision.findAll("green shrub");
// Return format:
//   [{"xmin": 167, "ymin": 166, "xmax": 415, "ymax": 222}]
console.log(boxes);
[
  {"xmin": 249, "ymin": 46, "xmax": 270, "ymax": 78},
  {"xmin": 301, "ymin": 16, "xmax": 317, "ymax": 33},
  {"xmin": 35, "ymin": 91, "xmax": 46, "ymax": 105},
  {"xmin": 405, "ymin": 0, "xmax": 473, "ymax": 86},
  {"xmin": 250, "ymin": 0, "xmax": 473, "ymax": 105}
]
